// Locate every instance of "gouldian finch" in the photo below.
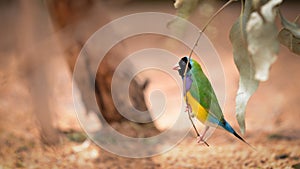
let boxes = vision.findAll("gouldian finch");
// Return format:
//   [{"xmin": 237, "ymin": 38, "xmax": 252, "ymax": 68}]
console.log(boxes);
[{"xmin": 173, "ymin": 56, "xmax": 250, "ymax": 145}]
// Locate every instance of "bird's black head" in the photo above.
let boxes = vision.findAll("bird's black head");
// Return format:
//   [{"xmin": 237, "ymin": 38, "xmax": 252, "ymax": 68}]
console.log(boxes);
[{"xmin": 173, "ymin": 57, "xmax": 192, "ymax": 78}]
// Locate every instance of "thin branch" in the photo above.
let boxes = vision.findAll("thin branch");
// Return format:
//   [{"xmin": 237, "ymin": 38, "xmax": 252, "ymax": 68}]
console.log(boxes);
[
  {"xmin": 181, "ymin": 0, "xmax": 237, "ymax": 145},
  {"xmin": 183, "ymin": 0, "xmax": 237, "ymax": 96},
  {"xmin": 294, "ymin": 15, "xmax": 300, "ymax": 23}
]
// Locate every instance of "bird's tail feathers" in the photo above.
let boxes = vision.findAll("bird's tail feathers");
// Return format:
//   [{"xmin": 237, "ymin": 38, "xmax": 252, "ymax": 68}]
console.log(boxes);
[{"xmin": 222, "ymin": 121, "xmax": 255, "ymax": 150}]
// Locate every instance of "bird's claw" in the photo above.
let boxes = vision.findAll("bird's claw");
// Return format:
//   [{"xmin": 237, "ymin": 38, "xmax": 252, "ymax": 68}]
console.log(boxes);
[
  {"xmin": 196, "ymin": 135, "xmax": 209, "ymax": 147},
  {"xmin": 196, "ymin": 135, "xmax": 204, "ymax": 143},
  {"xmin": 185, "ymin": 104, "xmax": 194, "ymax": 117},
  {"xmin": 184, "ymin": 104, "xmax": 190, "ymax": 112}
]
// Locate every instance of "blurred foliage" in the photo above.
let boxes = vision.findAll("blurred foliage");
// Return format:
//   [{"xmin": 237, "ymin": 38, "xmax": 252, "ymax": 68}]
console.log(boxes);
[
  {"xmin": 64, "ymin": 131, "xmax": 87, "ymax": 143},
  {"xmin": 278, "ymin": 12, "xmax": 300, "ymax": 55}
]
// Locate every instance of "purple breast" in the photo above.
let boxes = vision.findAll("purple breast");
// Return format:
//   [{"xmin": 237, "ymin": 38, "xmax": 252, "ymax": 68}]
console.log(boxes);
[{"xmin": 185, "ymin": 74, "xmax": 193, "ymax": 92}]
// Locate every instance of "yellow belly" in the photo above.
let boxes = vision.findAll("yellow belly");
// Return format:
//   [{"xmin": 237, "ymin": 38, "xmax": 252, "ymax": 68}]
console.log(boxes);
[{"xmin": 186, "ymin": 92, "xmax": 208, "ymax": 124}]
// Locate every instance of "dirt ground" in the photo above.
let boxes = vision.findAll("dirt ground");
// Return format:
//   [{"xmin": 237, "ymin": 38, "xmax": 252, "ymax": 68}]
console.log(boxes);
[{"xmin": 1, "ymin": 1, "xmax": 300, "ymax": 169}]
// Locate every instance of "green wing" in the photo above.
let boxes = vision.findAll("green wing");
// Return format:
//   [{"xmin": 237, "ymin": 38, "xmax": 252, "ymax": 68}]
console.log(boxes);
[{"xmin": 189, "ymin": 59, "xmax": 224, "ymax": 121}]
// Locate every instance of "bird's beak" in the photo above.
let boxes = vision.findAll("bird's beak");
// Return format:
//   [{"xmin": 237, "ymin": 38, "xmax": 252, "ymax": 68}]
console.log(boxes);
[{"xmin": 173, "ymin": 63, "xmax": 180, "ymax": 70}]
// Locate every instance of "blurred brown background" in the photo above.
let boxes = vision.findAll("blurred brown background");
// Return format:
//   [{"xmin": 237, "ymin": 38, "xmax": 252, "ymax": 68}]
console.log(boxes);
[{"xmin": 0, "ymin": 0, "xmax": 300, "ymax": 168}]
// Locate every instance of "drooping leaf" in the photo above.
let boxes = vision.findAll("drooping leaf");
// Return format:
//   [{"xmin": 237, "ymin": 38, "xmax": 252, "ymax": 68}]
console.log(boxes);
[
  {"xmin": 278, "ymin": 13, "xmax": 300, "ymax": 55},
  {"xmin": 231, "ymin": 0, "xmax": 282, "ymax": 134},
  {"xmin": 246, "ymin": 0, "xmax": 282, "ymax": 81},
  {"xmin": 230, "ymin": 0, "xmax": 259, "ymax": 135}
]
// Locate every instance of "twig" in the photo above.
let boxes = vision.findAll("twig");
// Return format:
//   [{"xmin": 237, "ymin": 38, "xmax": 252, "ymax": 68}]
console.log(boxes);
[
  {"xmin": 294, "ymin": 15, "xmax": 299, "ymax": 23},
  {"xmin": 182, "ymin": 0, "xmax": 237, "ymax": 146}
]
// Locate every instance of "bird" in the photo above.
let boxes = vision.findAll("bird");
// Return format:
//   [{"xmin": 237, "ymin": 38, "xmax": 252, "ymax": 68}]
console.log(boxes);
[{"xmin": 173, "ymin": 56, "xmax": 251, "ymax": 146}]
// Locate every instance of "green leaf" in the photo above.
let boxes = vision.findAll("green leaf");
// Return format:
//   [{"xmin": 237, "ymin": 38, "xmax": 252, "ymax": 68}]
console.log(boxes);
[
  {"xmin": 230, "ymin": 0, "xmax": 259, "ymax": 135},
  {"xmin": 66, "ymin": 131, "xmax": 87, "ymax": 143},
  {"xmin": 278, "ymin": 13, "xmax": 300, "ymax": 55},
  {"xmin": 230, "ymin": 0, "xmax": 282, "ymax": 134},
  {"xmin": 246, "ymin": 0, "xmax": 282, "ymax": 81}
]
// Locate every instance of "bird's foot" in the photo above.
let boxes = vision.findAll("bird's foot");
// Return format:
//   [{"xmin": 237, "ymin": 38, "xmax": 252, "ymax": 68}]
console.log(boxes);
[
  {"xmin": 185, "ymin": 104, "xmax": 194, "ymax": 117},
  {"xmin": 185, "ymin": 104, "xmax": 191, "ymax": 112},
  {"xmin": 196, "ymin": 135, "xmax": 205, "ymax": 143},
  {"xmin": 196, "ymin": 135, "xmax": 209, "ymax": 147},
  {"xmin": 196, "ymin": 126, "xmax": 210, "ymax": 146}
]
